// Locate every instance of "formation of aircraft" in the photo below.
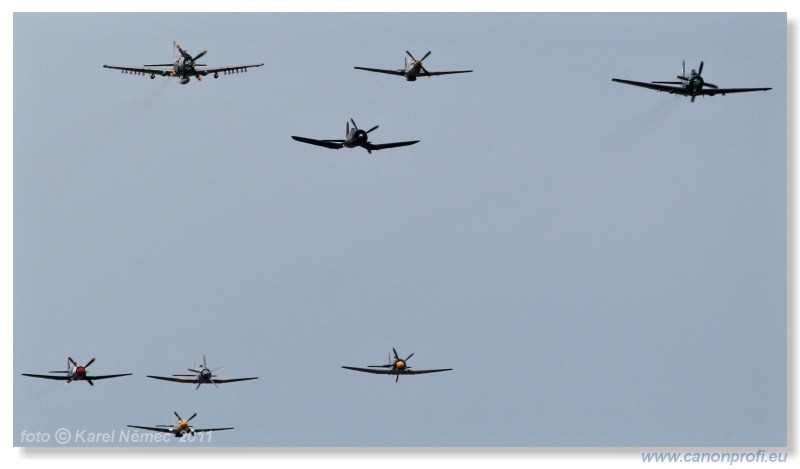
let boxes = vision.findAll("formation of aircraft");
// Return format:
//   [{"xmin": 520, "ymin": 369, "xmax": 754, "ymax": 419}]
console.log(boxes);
[
  {"xmin": 127, "ymin": 411, "xmax": 233, "ymax": 437},
  {"xmin": 612, "ymin": 60, "xmax": 772, "ymax": 103},
  {"xmin": 342, "ymin": 348, "xmax": 453, "ymax": 383},
  {"xmin": 147, "ymin": 355, "xmax": 259, "ymax": 390},
  {"xmin": 103, "ymin": 42, "xmax": 264, "ymax": 85},
  {"xmin": 292, "ymin": 119, "xmax": 420, "ymax": 154},
  {"xmin": 354, "ymin": 50, "xmax": 473, "ymax": 81},
  {"xmin": 21, "ymin": 357, "xmax": 132, "ymax": 386},
  {"xmin": 22, "ymin": 48, "xmax": 772, "ymax": 444}
]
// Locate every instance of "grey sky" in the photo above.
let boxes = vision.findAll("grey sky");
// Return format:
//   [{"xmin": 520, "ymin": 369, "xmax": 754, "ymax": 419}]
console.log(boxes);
[{"xmin": 10, "ymin": 9, "xmax": 787, "ymax": 453}]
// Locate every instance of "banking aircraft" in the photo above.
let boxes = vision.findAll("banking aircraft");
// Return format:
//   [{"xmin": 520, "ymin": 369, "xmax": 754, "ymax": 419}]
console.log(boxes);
[
  {"xmin": 21, "ymin": 357, "xmax": 132, "ymax": 386},
  {"xmin": 612, "ymin": 60, "xmax": 771, "ymax": 103},
  {"xmin": 103, "ymin": 41, "xmax": 263, "ymax": 85},
  {"xmin": 354, "ymin": 50, "xmax": 472, "ymax": 81},
  {"xmin": 342, "ymin": 348, "xmax": 452, "ymax": 383},
  {"xmin": 147, "ymin": 355, "xmax": 258, "ymax": 390},
  {"xmin": 127, "ymin": 411, "xmax": 233, "ymax": 437}
]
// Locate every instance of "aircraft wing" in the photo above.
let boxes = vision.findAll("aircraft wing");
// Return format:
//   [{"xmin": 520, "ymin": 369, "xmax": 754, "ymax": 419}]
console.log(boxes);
[
  {"xmin": 697, "ymin": 87, "xmax": 772, "ymax": 95},
  {"xmin": 21, "ymin": 373, "xmax": 70, "ymax": 380},
  {"xmin": 421, "ymin": 70, "xmax": 473, "ymax": 76},
  {"xmin": 211, "ymin": 377, "xmax": 258, "ymax": 384},
  {"xmin": 291, "ymin": 136, "xmax": 344, "ymax": 150},
  {"xmin": 353, "ymin": 66, "xmax": 406, "ymax": 76},
  {"xmin": 363, "ymin": 140, "xmax": 420, "ymax": 152},
  {"xmin": 87, "ymin": 373, "xmax": 133, "ymax": 380},
  {"xmin": 404, "ymin": 368, "xmax": 453, "ymax": 375},
  {"xmin": 195, "ymin": 63, "xmax": 264, "ymax": 76},
  {"xmin": 147, "ymin": 375, "xmax": 198, "ymax": 383},
  {"xmin": 611, "ymin": 78, "xmax": 686, "ymax": 94},
  {"xmin": 192, "ymin": 427, "xmax": 234, "ymax": 433},
  {"xmin": 342, "ymin": 366, "xmax": 393, "ymax": 374},
  {"xmin": 127, "ymin": 425, "xmax": 176, "ymax": 434},
  {"xmin": 103, "ymin": 65, "xmax": 172, "ymax": 76}
]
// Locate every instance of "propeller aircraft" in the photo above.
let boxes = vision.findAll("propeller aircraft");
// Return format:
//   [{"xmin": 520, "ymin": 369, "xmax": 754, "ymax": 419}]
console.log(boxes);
[
  {"xmin": 612, "ymin": 60, "xmax": 772, "ymax": 103},
  {"xmin": 342, "ymin": 348, "xmax": 452, "ymax": 383},
  {"xmin": 292, "ymin": 118, "xmax": 419, "ymax": 154},
  {"xmin": 354, "ymin": 50, "xmax": 473, "ymax": 81},
  {"xmin": 103, "ymin": 41, "xmax": 263, "ymax": 85},
  {"xmin": 127, "ymin": 411, "xmax": 233, "ymax": 437},
  {"xmin": 147, "ymin": 355, "xmax": 258, "ymax": 390},
  {"xmin": 21, "ymin": 357, "xmax": 132, "ymax": 386}
]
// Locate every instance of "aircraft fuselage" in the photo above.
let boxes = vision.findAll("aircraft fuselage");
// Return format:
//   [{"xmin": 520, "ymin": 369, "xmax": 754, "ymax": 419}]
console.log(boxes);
[
  {"xmin": 403, "ymin": 63, "xmax": 424, "ymax": 81},
  {"xmin": 344, "ymin": 129, "xmax": 369, "ymax": 148}
]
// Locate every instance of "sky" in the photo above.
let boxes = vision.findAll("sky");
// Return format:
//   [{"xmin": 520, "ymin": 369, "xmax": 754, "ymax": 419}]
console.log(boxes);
[{"xmin": 6, "ymin": 2, "xmax": 791, "ymax": 460}]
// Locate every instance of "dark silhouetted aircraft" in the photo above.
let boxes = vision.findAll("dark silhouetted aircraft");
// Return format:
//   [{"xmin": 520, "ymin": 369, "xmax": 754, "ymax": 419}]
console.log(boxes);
[
  {"xmin": 355, "ymin": 50, "xmax": 472, "ymax": 81},
  {"xmin": 292, "ymin": 119, "xmax": 419, "ymax": 154},
  {"xmin": 147, "ymin": 355, "xmax": 258, "ymax": 390},
  {"xmin": 103, "ymin": 41, "xmax": 263, "ymax": 85},
  {"xmin": 612, "ymin": 60, "xmax": 771, "ymax": 103},
  {"xmin": 342, "ymin": 348, "xmax": 452, "ymax": 383}
]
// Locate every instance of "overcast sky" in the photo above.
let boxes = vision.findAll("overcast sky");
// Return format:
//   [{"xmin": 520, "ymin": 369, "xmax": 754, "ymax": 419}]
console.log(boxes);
[{"xmin": 7, "ymin": 3, "xmax": 791, "ymax": 462}]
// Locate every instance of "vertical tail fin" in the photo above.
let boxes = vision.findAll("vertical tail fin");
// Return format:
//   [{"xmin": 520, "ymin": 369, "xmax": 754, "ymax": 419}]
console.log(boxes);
[{"xmin": 681, "ymin": 60, "xmax": 685, "ymax": 78}]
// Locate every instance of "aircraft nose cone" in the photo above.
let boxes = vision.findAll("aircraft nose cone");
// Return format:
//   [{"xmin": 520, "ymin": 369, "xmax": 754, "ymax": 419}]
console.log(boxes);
[
  {"xmin": 76, "ymin": 367, "xmax": 86, "ymax": 376},
  {"xmin": 396, "ymin": 360, "xmax": 405, "ymax": 370}
]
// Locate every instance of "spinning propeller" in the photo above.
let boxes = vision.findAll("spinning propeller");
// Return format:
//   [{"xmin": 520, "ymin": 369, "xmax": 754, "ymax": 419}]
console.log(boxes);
[
  {"xmin": 368, "ymin": 348, "xmax": 416, "ymax": 382},
  {"xmin": 347, "ymin": 118, "xmax": 379, "ymax": 136},
  {"xmin": 182, "ymin": 355, "xmax": 224, "ymax": 389},
  {"xmin": 406, "ymin": 50, "xmax": 432, "ymax": 75}
]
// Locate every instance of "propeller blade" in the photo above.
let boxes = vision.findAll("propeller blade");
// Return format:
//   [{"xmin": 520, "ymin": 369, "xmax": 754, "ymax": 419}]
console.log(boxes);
[
  {"xmin": 366, "ymin": 125, "xmax": 379, "ymax": 134},
  {"xmin": 691, "ymin": 90, "xmax": 697, "ymax": 103},
  {"xmin": 193, "ymin": 50, "xmax": 207, "ymax": 61},
  {"xmin": 85, "ymin": 358, "xmax": 96, "ymax": 368},
  {"xmin": 350, "ymin": 118, "xmax": 358, "ymax": 130},
  {"xmin": 68, "ymin": 357, "xmax": 78, "ymax": 367},
  {"xmin": 420, "ymin": 50, "xmax": 432, "ymax": 61},
  {"xmin": 174, "ymin": 411, "xmax": 182, "ymax": 421},
  {"xmin": 405, "ymin": 353, "xmax": 415, "ymax": 361},
  {"xmin": 392, "ymin": 348, "xmax": 399, "ymax": 360},
  {"xmin": 203, "ymin": 355, "xmax": 208, "ymax": 369},
  {"xmin": 420, "ymin": 65, "xmax": 431, "ymax": 76},
  {"xmin": 676, "ymin": 75, "xmax": 688, "ymax": 81},
  {"xmin": 698, "ymin": 61, "xmax": 704, "ymax": 75},
  {"xmin": 188, "ymin": 413, "xmax": 198, "ymax": 422},
  {"xmin": 195, "ymin": 382, "xmax": 202, "ymax": 390},
  {"xmin": 211, "ymin": 379, "xmax": 219, "ymax": 389},
  {"xmin": 188, "ymin": 368, "xmax": 200, "ymax": 374},
  {"xmin": 86, "ymin": 378, "xmax": 95, "ymax": 387},
  {"xmin": 705, "ymin": 82, "xmax": 718, "ymax": 89},
  {"xmin": 211, "ymin": 366, "xmax": 224, "ymax": 372},
  {"xmin": 395, "ymin": 374, "xmax": 400, "ymax": 383},
  {"xmin": 405, "ymin": 50, "xmax": 417, "ymax": 61}
]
